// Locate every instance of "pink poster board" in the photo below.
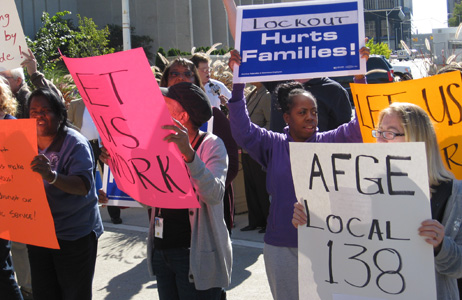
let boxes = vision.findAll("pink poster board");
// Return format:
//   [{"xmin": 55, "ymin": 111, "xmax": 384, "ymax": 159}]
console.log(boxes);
[{"xmin": 63, "ymin": 48, "xmax": 198, "ymax": 208}]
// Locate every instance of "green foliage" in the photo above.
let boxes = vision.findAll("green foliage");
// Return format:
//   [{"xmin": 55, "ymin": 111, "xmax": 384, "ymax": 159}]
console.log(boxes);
[
  {"xmin": 449, "ymin": 3, "xmax": 462, "ymax": 27},
  {"xmin": 167, "ymin": 48, "xmax": 186, "ymax": 56},
  {"xmin": 67, "ymin": 15, "xmax": 114, "ymax": 58},
  {"xmin": 26, "ymin": 11, "xmax": 115, "ymax": 73},
  {"xmin": 366, "ymin": 38, "xmax": 391, "ymax": 59},
  {"xmin": 26, "ymin": 11, "xmax": 75, "ymax": 73},
  {"xmin": 107, "ymin": 24, "xmax": 154, "ymax": 60}
]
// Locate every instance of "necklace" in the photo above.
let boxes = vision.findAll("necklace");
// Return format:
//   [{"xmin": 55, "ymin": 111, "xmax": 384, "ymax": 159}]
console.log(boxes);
[{"xmin": 191, "ymin": 130, "xmax": 200, "ymax": 147}]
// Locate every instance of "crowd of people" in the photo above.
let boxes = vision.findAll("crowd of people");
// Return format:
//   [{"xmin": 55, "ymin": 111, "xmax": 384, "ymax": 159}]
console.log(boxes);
[{"xmin": 1, "ymin": 2, "xmax": 462, "ymax": 300}]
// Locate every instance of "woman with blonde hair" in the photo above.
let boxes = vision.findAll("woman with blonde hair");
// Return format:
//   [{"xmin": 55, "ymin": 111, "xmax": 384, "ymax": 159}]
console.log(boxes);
[
  {"xmin": 0, "ymin": 78, "xmax": 22, "ymax": 299},
  {"xmin": 293, "ymin": 102, "xmax": 462, "ymax": 300},
  {"xmin": 0, "ymin": 78, "xmax": 17, "ymax": 119}
]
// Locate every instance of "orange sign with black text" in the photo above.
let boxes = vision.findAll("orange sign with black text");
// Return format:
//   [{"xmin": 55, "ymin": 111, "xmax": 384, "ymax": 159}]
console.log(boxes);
[
  {"xmin": 352, "ymin": 71, "xmax": 462, "ymax": 179},
  {"xmin": 0, "ymin": 119, "xmax": 58, "ymax": 249}
]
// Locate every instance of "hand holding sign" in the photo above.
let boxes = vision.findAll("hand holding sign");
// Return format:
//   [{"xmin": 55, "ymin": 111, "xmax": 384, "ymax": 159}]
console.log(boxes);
[
  {"xmin": 292, "ymin": 202, "xmax": 307, "ymax": 228},
  {"xmin": 30, "ymin": 154, "xmax": 54, "ymax": 182},
  {"xmin": 0, "ymin": 119, "xmax": 58, "ymax": 249},
  {"xmin": 162, "ymin": 118, "xmax": 196, "ymax": 163}
]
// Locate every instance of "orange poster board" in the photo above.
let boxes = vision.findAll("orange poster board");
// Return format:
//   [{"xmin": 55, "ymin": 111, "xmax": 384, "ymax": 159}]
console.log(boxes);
[
  {"xmin": 0, "ymin": 119, "xmax": 58, "ymax": 249},
  {"xmin": 351, "ymin": 71, "xmax": 462, "ymax": 179}
]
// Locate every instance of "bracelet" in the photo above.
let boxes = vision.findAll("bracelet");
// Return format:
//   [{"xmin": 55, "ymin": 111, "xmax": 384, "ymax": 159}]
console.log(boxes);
[{"xmin": 48, "ymin": 170, "xmax": 58, "ymax": 184}]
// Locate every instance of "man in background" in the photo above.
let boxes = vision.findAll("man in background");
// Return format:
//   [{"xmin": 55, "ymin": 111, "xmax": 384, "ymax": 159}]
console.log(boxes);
[{"xmin": 191, "ymin": 53, "xmax": 232, "ymax": 108}]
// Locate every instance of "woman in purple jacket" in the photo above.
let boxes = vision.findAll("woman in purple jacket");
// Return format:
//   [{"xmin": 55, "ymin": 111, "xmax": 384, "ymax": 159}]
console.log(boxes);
[{"xmin": 227, "ymin": 50, "xmax": 367, "ymax": 300}]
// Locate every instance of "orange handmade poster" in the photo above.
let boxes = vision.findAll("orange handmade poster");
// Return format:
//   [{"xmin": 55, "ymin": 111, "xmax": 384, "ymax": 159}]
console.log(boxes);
[
  {"xmin": 351, "ymin": 71, "xmax": 462, "ymax": 180},
  {"xmin": 0, "ymin": 119, "xmax": 58, "ymax": 249}
]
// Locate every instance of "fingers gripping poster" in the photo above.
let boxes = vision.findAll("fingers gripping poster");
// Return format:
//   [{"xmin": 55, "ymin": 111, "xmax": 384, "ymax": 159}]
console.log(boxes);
[{"xmin": 290, "ymin": 142, "xmax": 436, "ymax": 300}]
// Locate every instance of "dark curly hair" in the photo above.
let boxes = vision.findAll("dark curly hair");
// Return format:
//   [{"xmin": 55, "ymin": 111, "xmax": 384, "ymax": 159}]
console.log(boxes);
[
  {"xmin": 26, "ymin": 88, "xmax": 69, "ymax": 134},
  {"xmin": 275, "ymin": 81, "xmax": 316, "ymax": 114}
]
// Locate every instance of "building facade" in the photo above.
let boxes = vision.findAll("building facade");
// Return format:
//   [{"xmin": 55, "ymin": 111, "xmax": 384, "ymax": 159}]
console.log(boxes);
[
  {"xmin": 364, "ymin": 0, "xmax": 412, "ymax": 50},
  {"xmin": 16, "ymin": 0, "xmax": 413, "ymax": 62}
]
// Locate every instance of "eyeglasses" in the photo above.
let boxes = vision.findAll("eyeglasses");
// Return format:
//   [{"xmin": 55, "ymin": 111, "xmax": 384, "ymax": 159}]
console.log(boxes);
[
  {"xmin": 199, "ymin": 67, "xmax": 212, "ymax": 73},
  {"xmin": 371, "ymin": 130, "xmax": 405, "ymax": 140},
  {"xmin": 170, "ymin": 71, "xmax": 194, "ymax": 78}
]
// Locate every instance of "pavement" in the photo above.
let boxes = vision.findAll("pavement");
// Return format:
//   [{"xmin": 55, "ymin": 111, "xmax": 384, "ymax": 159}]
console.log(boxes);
[{"xmin": 93, "ymin": 206, "xmax": 272, "ymax": 300}]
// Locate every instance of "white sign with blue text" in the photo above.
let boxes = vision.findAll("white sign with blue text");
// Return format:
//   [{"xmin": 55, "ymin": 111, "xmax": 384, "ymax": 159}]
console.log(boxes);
[
  {"xmin": 234, "ymin": 0, "xmax": 366, "ymax": 83},
  {"xmin": 290, "ymin": 142, "xmax": 436, "ymax": 300}
]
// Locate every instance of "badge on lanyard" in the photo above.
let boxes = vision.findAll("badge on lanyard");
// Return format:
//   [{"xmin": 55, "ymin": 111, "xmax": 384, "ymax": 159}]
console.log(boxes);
[{"xmin": 155, "ymin": 216, "xmax": 164, "ymax": 239}]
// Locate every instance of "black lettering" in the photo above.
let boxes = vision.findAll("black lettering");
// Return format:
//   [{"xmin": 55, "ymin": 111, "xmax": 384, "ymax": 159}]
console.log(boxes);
[
  {"xmin": 326, "ymin": 215, "xmax": 343, "ymax": 234},
  {"xmin": 422, "ymin": 86, "xmax": 446, "ymax": 123},
  {"xmin": 347, "ymin": 217, "xmax": 364, "ymax": 238},
  {"xmin": 93, "ymin": 114, "xmax": 117, "ymax": 146},
  {"xmin": 368, "ymin": 219, "xmax": 383, "ymax": 240},
  {"xmin": 129, "ymin": 158, "xmax": 165, "ymax": 192},
  {"xmin": 156, "ymin": 156, "xmax": 187, "ymax": 194},
  {"xmin": 110, "ymin": 117, "xmax": 140, "ymax": 149},
  {"xmin": 356, "ymin": 155, "xmax": 383, "ymax": 195},
  {"xmin": 74, "ymin": 73, "xmax": 108, "ymax": 107},
  {"xmin": 99, "ymin": 70, "xmax": 128, "ymax": 105},
  {"xmin": 386, "ymin": 156, "xmax": 415, "ymax": 195},
  {"xmin": 309, "ymin": 154, "xmax": 329, "ymax": 192},
  {"xmin": 386, "ymin": 221, "xmax": 410, "ymax": 240},
  {"xmin": 332, "ymin": 153, "xmax": 351, "ymax": 191},
  {"xmin": 446, "ymin": 83, "xmax": 462, "ymax": 125},
  {"xmin": 307, "ymin": 18, "xmax": 320, "ymax": 26},
  {"xmin": 265, "ymin": 21, "xmax": 277, "ymax": 29},
  {"xmin": 304, "ymin": 199, "xmax": 323, "ymax": 230},
  {"xmin": 253, "ymin": 18, "xmax": 264, "ymax": 29},
  {"xmin": 442, "ymin": 143, "xmax": 462, "ymax": 169},
  {"xmin": 295, "ymin": 19, "xmax": 307, "ymax": 27},
  {"xmin": 109, "ymin": 151, "xmax": 135, "ymax": 184},
  {"xmin": 278, "ymin": 20, "xmax": 291, "ymax": 28}
]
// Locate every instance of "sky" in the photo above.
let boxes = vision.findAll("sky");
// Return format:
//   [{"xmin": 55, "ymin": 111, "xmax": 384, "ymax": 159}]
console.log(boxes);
[{"xmin": 412, "ymin": 0, "xmax": 448, "ymax": 34}]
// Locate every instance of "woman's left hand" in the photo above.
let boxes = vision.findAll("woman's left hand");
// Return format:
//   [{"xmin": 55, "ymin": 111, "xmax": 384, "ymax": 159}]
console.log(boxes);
[
  {"xmin": 419, "ymin": 219, "xmax": 445, "ymax": 250},
  {"xmin": 162, "ymin": 118, "xmax": 195, "ymax": 163},
  {"xmin": 359, "ymin": 46, "xmax": 370, "ymax": 61},
  {"xmin": 30, "ymin": 154, "xmax": 54, "ymax": 182}
]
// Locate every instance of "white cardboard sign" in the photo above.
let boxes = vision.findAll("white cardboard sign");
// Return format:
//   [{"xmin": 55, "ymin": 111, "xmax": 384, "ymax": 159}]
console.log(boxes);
[{"xmin": 290, "ymin": 142, "xmax": 436, "ymax": 300}]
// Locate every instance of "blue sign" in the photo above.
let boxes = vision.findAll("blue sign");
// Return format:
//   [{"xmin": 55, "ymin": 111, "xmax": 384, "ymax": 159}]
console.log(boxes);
[
  {"xmin": 102, "ymin": 165, "xmax": 142, "ymax": 207},
  {"xmin": 234, "ymin": 0, "xmax": 365, "ymax": 83}
]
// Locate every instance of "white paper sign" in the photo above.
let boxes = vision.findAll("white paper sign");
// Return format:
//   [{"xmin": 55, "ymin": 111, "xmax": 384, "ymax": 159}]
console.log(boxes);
[
  {"xmin": 0, "ymin": 0, "xmax": 29, "ymax": 71},
  {"xmin": 290, "ymin": 142, "xmax": 436, "ymax": 300}
]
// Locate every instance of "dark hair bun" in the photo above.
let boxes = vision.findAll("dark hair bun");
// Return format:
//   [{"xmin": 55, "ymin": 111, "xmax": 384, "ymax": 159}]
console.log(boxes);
[{"xmin": 275, "ymin": 81, "xmax": 304, "ymax": 113}]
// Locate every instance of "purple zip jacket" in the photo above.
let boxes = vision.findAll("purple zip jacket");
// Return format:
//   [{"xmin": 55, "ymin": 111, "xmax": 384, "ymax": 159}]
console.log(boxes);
[{"xmin": 228, "ymin": 83, "xmax": 363, "ymax": 247}]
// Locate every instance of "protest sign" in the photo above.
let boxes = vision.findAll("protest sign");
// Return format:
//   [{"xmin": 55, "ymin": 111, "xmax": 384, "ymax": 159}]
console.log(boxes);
[
  {"xmin": 233, "ymin": 0, "xmax": 366, "ymax": 83},
  {"xmin": 0, "ymin": 119, "xmax": 58, "ymax": 249},
  {"xmin": 291, "ymin": 142, "xmax": 435, "ymax": 300},
  {"xmin": 102, "ymin": 164, "xmax": 141, "ymax": 208},
  {"xmin": 63, "ymin": 48, "xmax": 199, "ymax": 209},
  {"xmin": 0, "ymin": 0, "xmax": 29, "ymax": 71},
  {"xmin": 351, "ymin": 71, "xmax": 462, "ymax": 179}
]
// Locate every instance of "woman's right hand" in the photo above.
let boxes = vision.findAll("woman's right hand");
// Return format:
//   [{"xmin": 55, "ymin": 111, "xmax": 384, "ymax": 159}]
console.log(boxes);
[
  {"xmin": 292, "ymin": 202, "xmax": 308, "ymax": 228},
  {"xmin": 98, "ymin": 189, "xmax": 109, "ymax": 207},
  {"xmin": 228, "ymin": 50, "xmax": 241, "ymax": 72},
  {"xmin": 99, "ymin": 146, "xmax": 110, "ymax": 165}
]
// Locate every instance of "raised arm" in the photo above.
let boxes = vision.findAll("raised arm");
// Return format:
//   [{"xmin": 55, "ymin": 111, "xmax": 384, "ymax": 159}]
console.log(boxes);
[{"xmin": 223, "ymin": 0, "xmax": 237, "ymax": 40}]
